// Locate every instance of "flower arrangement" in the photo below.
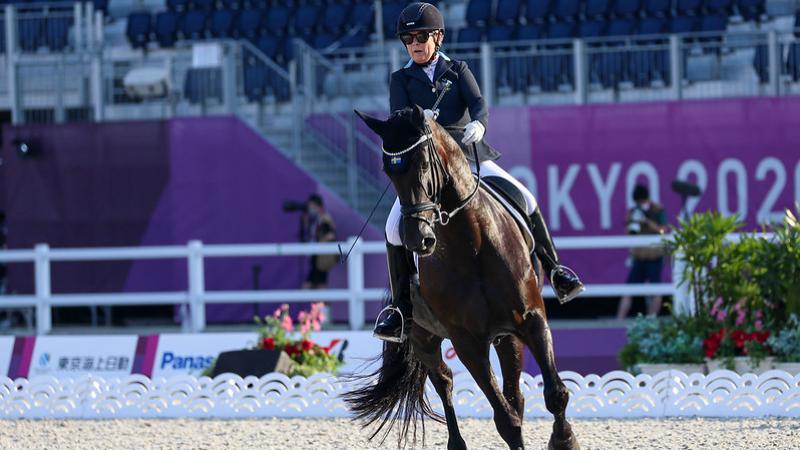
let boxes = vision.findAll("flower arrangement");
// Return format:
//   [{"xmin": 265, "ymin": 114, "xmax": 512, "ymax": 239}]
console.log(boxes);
[
  {"xmin": 255, "ymin": 302, "xmax": 343, "ymax": 377},
  {"xmin": 618, "ymin": 314, "xmax": 705, "ymax": 372}
]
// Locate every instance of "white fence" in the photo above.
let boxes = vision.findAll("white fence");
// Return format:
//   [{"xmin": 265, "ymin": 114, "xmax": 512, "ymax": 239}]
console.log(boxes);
[
  {"xmin": 3, "ymin": 370, "xmax": 799, "ymax": 418},
  {"xmin": 0, "ymin": 234, "xmax": 683, "ymax": 335}
]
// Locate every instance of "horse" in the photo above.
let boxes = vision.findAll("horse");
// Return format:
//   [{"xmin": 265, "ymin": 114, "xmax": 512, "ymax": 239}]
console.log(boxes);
[{"xmin": 344, "ymin": 105, "xmax": 579, "ymax": 450}]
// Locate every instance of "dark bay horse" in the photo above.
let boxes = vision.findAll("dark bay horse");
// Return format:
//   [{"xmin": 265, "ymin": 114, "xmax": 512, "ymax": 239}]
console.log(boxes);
[{"xmin": 345, "ymin": 106, "xmax": 579, "ymax": 450}]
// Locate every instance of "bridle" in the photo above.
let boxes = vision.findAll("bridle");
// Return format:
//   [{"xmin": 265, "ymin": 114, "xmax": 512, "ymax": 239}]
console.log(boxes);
[{"xmin": 382, "ymin": 122, "xmax": 480, "ymax": 228}]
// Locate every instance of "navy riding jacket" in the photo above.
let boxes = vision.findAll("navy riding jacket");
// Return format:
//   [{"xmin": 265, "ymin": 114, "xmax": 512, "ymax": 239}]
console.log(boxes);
[{"xmin": 389, "ymin": 52, "xmax": 500, "ymax": 163}]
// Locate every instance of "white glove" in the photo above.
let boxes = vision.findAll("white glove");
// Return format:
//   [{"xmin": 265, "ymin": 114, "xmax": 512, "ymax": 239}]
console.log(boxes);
[
  {"xmin": 461, "ymin": 120, "xmax": 485, "ymax": 145},
  {"xmin": 423, "ymin": 109, "xmax": 438, "ymax": 121}
]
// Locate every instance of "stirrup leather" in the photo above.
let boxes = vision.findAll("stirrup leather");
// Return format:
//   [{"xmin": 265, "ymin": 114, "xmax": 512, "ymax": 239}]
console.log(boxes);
[{"xmin": 373, "ymin": 305, "xmax": 407, "ymax": 343}]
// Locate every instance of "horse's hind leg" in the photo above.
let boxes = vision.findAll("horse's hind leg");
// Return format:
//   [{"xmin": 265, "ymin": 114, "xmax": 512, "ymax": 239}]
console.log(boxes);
[
  {"xmin": 494, "ymin": 335, "xmax": 525, "ymax": 418},
  {"xmin": 450, "ymin": 331, "xmax": 524, "ymax": 450},
  {"xmin": 410, "ymin": 329, "xmax": 467, "ymax": 450},
  {"xmin": 518, "ymin": 311, "xmax": 579, "ymax": 450}
]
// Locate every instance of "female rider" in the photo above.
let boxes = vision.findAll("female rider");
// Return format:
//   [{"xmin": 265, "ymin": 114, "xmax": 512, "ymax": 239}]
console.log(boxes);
[{"xmin": 374, "ymin": 2, "xmax": 584, "ymax": 342}]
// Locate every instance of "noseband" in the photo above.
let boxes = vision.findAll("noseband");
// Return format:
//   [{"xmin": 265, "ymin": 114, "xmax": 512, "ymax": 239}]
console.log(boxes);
[{"xmin": 382, "ymin": 123, "xmax": 480, "ymax": 228}]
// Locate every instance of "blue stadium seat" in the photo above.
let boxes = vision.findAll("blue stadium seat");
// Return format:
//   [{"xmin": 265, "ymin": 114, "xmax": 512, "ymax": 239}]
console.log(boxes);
[
  {"xmin": 669, "ymin": 15, "xmax": 697, "ymax": 34},
  {"xmin": 607, "ymin": 18, "xmax": 635, "ymax": 36},
  {"xmin": 382, "ymin": 2, "xmax": 404, "ymax": 36},
  {"xmin": 494, "ymin": 0, "xmax": 522, "ymax": 25},
  {"xmin": 578, "ymin": 19, "xmax": 605, "ymax": 38},
  {"xmin": 676, "ymin": 0, "xmax": 704, "ymax": 15},
  {"xmin": 126, "ymin": 12, "xmax": 152, "ymax": 49},
  {"xmin": 517, "ymin": 23, "xmax": 545, "ymax": 40},
  {"xmin": 525, "ymin": 0, "xmax": 551, "ymax": 23},
  {"xmin": 209, "ymin": 10, "xmax": 234, "ymax": 38},
  {"xmin": 584, "ymin": 0, "xmax": 611, "ymax": 19},
  {"xmin": 313, "ymin": 32, "xmax": 336, "ymax": 50},
  {"xmin": 255, "ymin": 35, "xmax": 280, "ymax": 59},
  {"xmin": 322, "ymin": 4, "xmax": 350, "ymax": 33},
  {"xmin": 281, "ymin": 38, "xmax": 294, "ymax": 63},
  {"xmin": 736, "ymin": 0, "xmax": 765, "ymax": 21},
  {"xmin": 699, "ymin": 14, "xmax": 727, "ymax": 33},
  {"xmin": 243, "ymin": 60, "xmax": 268, "ymax": 102},
  {"xmin": 235, "ymin": 8, "xmax": 263, "ymax": 40},
  {"xmin": 350, "ymin": 3, "xmax": 374, "ymax": 31},
  {"xmin": 457, "ymin": 26, "xmax": 483, "ymax": 43},
  {"xmin": 184, "ymin": 67, "xmax": 222, "ymax": 104},
  {"xmin": 294, "ymin": 5, "xmax": 322, "ymax": 37},
  {"xmin": 553, "ymin": 0, "xmax": 580, "ymax": 20},
  {"xmin": 155, "ymin": 11, "xmax": 180, "ymax": 48},
  {"xmin": 181, "ymin": 10, "xmax": 208, "ymax": 40},
  {"xmin": 636, "ymin": 17, "xmax": 667, "ymax": 36},
  {"xmin": 487, "ymin": 25, "xmax": 515, "ymax": 42},
  {"xmin": 643, "ymin": 0, "xmax": 671, "ymax": 16},
  {"xmin": 45, "ymin": 17, "xmax": 71, "ymax": 51},
  {"xmin": 18, "ymin": 18, "xmax": 43, "ymax": 52},
  {"xmin": 466, "ymin": 0, "xmax": 492, "ymax": 26},
  {"xmin": 613, "ymin": 0, "xmax": 642, "ymax": 17},
  {"xmin": 191, "ymin": 0, "xmax": 213, "ymax": 11},
  {"xmin": 265, "ymin": 6, "xmax": 293, "ymax": 36},
  {"xmin": 166, "ymin": 0, "xmax": 189, "ymax": 12},
  {"xmin": 547, "ymin": 21, "xmax": 575, "ymax": 39},
  {"xmin": 221, "ymin": 0, "xmax": 242, "ymax": 10},
  {"xmin": 340, "ymin": 29, "xmax": 370, "ymax": 48},
  {"xmin": 705, "ymin": 0, "xmax": 733, "ymax": 13}
]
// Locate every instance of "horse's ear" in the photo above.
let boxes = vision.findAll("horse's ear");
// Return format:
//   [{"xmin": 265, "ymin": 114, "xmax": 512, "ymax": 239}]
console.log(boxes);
[{"xmin": 354, "ymin": 110, "xmax": 386, "ymax": 137}]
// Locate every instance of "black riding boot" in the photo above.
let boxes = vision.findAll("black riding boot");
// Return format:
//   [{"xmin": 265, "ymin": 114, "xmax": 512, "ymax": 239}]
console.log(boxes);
[
  {"xmin": 529, "ymin": 207, "xmax": 585, "ymax": 304},
  {"xmin": 373, "ymin": 243, "xmax": 413, "ymax": 342}
]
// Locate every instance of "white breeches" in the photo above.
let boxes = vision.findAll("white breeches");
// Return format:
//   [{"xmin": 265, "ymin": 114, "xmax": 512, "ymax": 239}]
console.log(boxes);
[{"xmin": 385, "ymin": 160, "xmax": 538, "ymax": 246}]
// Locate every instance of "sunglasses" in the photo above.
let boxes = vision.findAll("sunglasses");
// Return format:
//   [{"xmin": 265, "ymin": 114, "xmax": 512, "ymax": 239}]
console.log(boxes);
[{"xmin": 400, "ymin": 31, "xmax": 437, "ymax": 45}]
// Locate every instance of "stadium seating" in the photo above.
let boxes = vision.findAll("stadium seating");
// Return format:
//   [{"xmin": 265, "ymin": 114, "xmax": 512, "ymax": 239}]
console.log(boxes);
[
  {"xmin": 525, "ymin": 0, "xmax": 550, "ymax": 24},
  {"xmin": 155, "ymin": 11, "xmax": 180, "ymax": 47},
  {"xmin": 494, "ymin": 0, "xmax": 522, "ymax": 25},
  {"xmin": 181, "ymin": 10, "xmax": 208, "ymax": 40},
  {"xmin": 465, "ymin": 0, "xmax": 492, "ymax": 26},
  {"xmin": 184, "ymin": 67, "xmax": 222, "ymax": 104},
  {"xmin": 234, "ymin": 9, "xmax": 262, "ymax": 41},
  {"xmin": 127, "ymin": 12, "xmax": 152, "ymax": 49},
  {"xmin": 209, "ymin": 9, "xmax": 234, "ymax": 38}
]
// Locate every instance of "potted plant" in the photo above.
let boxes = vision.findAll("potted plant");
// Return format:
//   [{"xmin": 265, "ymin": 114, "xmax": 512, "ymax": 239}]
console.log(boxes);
[
  {"xmin": 206, "ymin": 302, "xmax": 344, "ymax": 378},
  {"xmin": 767, "ymin": 314, "xmax": 800, "ymax": 374},
  {"xmin": 619, "ymin": 315, "xmax": 706, "ymax": 375}
]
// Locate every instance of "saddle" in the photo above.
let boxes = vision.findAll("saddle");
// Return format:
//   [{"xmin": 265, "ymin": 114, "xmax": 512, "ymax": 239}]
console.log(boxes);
[{"xmin": 479, "ymin": 176, "xmax": 534, "ymax": 253}]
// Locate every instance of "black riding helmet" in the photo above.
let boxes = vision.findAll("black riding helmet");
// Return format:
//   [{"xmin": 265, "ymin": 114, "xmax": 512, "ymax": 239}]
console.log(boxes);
[{"xmin": 396, "ymin": 2, "xmax": 444, "ymax": 36}]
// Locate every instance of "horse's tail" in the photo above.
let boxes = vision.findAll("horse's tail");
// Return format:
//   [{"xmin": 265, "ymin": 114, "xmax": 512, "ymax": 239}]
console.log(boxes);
[{"xmin": 343, "ymin": 336, "xmax": 443, "ymax": 447}]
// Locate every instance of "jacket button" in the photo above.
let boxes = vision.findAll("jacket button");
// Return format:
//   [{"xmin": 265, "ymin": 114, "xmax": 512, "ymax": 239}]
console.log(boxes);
[{"xmin": 431, "ymin": 87, "xmax": 436, "ymax": 92}]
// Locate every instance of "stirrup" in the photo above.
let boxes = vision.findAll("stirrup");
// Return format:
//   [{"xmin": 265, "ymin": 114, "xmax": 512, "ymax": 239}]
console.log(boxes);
[
  {"xmin": 551, "ymin": 265, "xmax": 585, "ymax": 304},
  {"xmin": 373, "ymin": 305, "xmax": 407, "ymax": 343}
]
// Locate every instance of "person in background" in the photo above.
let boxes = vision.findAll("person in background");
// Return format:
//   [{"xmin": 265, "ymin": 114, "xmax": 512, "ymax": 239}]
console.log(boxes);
[
  {"xmin": 301, "ymin": 195, "xmax": 337, "ymax": 290},
  {"xmin": 616, "ymin": 184, "xmax": 667, "ymax": 319}
]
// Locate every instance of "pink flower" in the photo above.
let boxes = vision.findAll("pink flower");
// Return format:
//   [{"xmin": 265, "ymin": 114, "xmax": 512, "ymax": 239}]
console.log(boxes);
[
  {"xmin": 281, "ymin": 314, "xmax": 294, "ymax": 332},
  {"xmin": 710, "ymin": 298, "xmax": 723, "ymax": 316},
  {"xmin": 754, "ymin": 310, "xmax": 763, "ymax": 319},
  {"xmin": 735, "ymin": 308, "xmax": 746, "ymax": 327},
  {"xmin": 755, "ymin": 320, "xmax": 763, "ymax": 330},
  {"xmin": 715, "ymin": 309, "xmax": 727, "ymax": 322},
  {"xmin": 272, "ymin": 308, "xmax": 282, "ymax": 318},
  {"xmin": 312, "ymin": 320, "xmax": 321, "ymax": 331},
  {"xmin": 300, "ymin": 322, "xmax": 310, "ymax": 334}
]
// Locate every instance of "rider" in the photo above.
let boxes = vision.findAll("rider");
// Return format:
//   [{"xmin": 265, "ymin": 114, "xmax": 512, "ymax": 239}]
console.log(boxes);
[{"xmin": 373, "ymin": 2, "xmax": 585, "ymax": 342}]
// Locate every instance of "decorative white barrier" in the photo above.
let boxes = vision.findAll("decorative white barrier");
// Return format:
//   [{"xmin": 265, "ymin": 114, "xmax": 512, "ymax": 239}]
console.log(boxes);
[{"xmin": 1, "ymin": 370, "xmax": 798, "ymax": 419}]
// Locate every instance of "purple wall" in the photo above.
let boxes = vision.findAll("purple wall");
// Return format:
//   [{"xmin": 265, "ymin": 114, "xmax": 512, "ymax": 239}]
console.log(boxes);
[{"xmin": 2, "ymin": 117, "xmax": 384, "ymax": 323}]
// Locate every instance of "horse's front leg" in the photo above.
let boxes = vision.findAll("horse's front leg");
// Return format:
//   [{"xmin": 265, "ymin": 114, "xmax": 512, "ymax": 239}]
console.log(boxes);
[
  {"xmin": 410, "ymin": 328, "xmax": 467, "ymax": 450},
  {"xmin": 449, "ymin": 330, "xmax": 524, "ymax": 450},
  {"xmin": 518, "ymin": 310, "xmax": 580, "ymax": 450}
]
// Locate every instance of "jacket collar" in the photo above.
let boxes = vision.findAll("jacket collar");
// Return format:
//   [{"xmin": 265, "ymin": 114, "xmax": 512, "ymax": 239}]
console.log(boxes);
[{"xmin": 403, "ymin": 52, "xmax": 453, "ymax": 85}]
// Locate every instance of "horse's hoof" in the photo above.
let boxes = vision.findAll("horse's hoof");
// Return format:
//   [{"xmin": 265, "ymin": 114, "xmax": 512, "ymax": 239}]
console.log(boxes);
[
  {"xmin": 447, "ymin": 436, "xmax": 467, "ymax": 450},
  {"xmin": 548, "ymin": 433, "xmax": 580, "ymax": 450}
]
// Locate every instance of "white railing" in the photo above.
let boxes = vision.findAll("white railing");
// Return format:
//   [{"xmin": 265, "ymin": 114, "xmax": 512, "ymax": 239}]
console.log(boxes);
[{"xmin": 0, "ymin": 234, "xmax": 684, "ymax": 335}]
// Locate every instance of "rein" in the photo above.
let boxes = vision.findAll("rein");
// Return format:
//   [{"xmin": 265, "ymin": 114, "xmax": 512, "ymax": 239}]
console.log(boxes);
[{"xmin": 382, "ymin": 123, "xmax": 481, "ymax": 227}]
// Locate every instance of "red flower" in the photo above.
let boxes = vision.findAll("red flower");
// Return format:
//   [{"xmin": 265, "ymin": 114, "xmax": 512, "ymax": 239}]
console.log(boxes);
[
  {"xmin": 703, "ymin": 329, "xmax": 724, "ymax": 359},
  {"xmin": 262, "ymin": 337, "xmax": 275, "ymax": 350},
  {"xmin": 284, "ymin": 344, "xmax": 298, "ymax": 355},
  {"xmin": 730, "ymin": 329, "xmax": 748, "ymax": 349},
  {"xmin": 751, "ymin": 331, "xmax": 770, "ymax": 343},
  {"xmin": 301, "ymin": 339, "xmax": 314, "ymax": 351}
]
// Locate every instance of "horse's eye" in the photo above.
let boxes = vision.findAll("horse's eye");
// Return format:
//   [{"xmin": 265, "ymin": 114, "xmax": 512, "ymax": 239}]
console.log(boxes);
[{"xmin": 420, "ymin": 160, "xmax": 430, "ymax": 171}]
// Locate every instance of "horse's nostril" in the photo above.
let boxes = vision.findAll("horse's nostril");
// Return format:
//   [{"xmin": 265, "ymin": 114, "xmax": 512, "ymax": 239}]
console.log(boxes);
[{"xmin": 423, "ymin": 236, "xmax": 436, "ymax": 249}]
